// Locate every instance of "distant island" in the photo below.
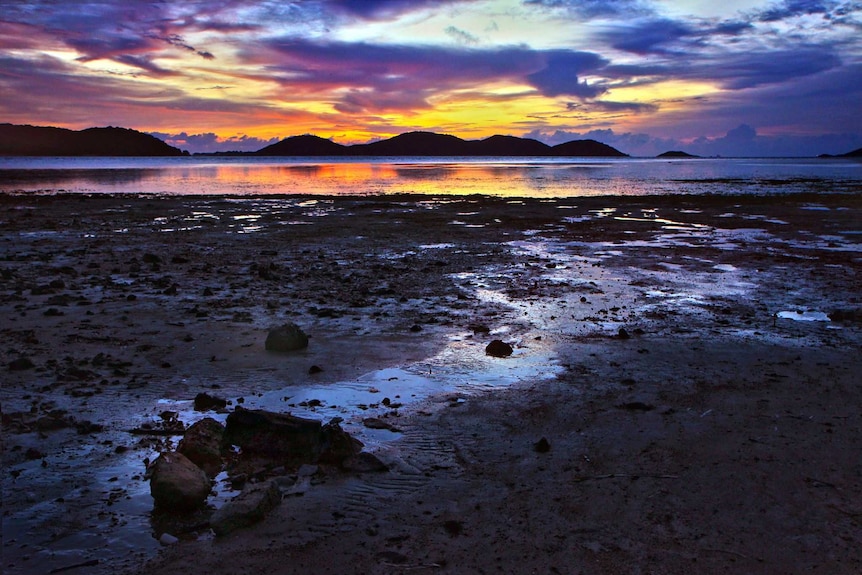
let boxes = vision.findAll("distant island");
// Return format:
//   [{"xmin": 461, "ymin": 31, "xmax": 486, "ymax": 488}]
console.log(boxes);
[
  {"xmin": 657, "ymin": 150, "xmax": 699, "ymax": 158},
  {"xmin": 254, "ymin": 131, "xmax": 628, "ymax": 157},
  {"xmin": 0, "ymin": 124, "xmax": 186, "ymax": 156},
  {"xmin": 818, "ymin": 147, "xmax": 862, "ymax": 159}
]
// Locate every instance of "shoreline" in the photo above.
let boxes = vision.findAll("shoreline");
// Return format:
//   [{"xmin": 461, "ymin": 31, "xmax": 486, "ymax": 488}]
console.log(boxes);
[{"xmin": 2, "ymin": 192, "xmax": 860, "ymax": 574}]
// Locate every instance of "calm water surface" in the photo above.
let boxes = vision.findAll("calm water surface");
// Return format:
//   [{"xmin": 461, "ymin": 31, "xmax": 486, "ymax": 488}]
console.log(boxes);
[{"xmin": 1, "ymin": 156, "xmax": 860, "ymax": 197}]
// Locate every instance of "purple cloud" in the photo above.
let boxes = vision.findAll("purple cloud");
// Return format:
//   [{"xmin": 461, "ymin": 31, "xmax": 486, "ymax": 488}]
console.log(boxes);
[{"xmin": 253, "ymin": 39, "xmax": 607, "ymax": 110}]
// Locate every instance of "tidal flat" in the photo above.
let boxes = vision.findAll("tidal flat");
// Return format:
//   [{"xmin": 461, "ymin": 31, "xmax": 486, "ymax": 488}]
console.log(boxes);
[{"xmin": 2, "ymin": 192, "xmax": 861, "ymax": 574}]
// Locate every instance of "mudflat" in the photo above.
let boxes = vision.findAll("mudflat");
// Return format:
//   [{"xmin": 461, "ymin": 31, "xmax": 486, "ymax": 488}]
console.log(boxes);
[{"xmin": 2, "ymin": 192, "xmax": 860, "ymax": 575}]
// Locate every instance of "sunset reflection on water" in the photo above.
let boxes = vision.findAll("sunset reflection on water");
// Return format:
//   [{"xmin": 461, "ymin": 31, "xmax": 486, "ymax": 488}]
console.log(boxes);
[{"xmin": 1, "ymin": 157, "xmax": 858, "ymax": 197}]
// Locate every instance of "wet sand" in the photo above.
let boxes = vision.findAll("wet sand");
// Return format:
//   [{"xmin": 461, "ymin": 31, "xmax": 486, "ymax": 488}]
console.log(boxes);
[{"xmin": 2, "ymin": 192, "xmax": 861, "ymax": 574}]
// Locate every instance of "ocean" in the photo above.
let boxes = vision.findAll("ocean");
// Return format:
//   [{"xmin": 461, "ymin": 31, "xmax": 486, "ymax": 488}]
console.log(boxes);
[{"xmin": 1, "ymin": 156, "xmax": 860, "ymax": 197}]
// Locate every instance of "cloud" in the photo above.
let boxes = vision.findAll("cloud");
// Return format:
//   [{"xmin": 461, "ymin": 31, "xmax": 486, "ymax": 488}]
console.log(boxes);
[
  {"xmin": 523, "ymin": 0, "xmax": 654, "ymax": 19},
  {"xmin": 254, "ymin": 39, "xmax": 608, "ymax": 110},
  {"xmin": 150, "ymin": 131, "xmax": 281, "ymax": 153},
  {"xmin": 602, "ymin": 18, "xmax": 695, "ymax": 55},
  {"xmin": 322, "ymin": 0, "xmax": 470, "ymax": 19},
  {"xmin": 445, "ymin": 26, "xmax": 480, "ymax": 45},
  {"xmin": 526, "ymin": 50, "xmax": 608, "ymax": 97}
]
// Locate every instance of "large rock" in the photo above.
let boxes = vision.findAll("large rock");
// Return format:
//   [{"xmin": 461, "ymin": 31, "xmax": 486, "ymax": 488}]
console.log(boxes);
[
  {"xmin": 210, "ymin": 480, "xmax": 281, "ymax": 536},
  {"xmin": 149, "ymin": 452, "xmax": 211, "ymax": 511},
  {"xmin": 178, "ymin": 418, "xmax": 225, "ymax": 477},
  {"xmin": 265, "ymin": 323, "xmax": 309, "ymax": 352},
  {"xmin": 485, "ymin": 339, "xmax": 513, "ymax": 357},
  {"xmin": 319, "ymin": 421, "xmax": 363, "ymax": 465},
  {"xmin": 224, "ymin": 408, "xmax": 323, "ymax": 462}
]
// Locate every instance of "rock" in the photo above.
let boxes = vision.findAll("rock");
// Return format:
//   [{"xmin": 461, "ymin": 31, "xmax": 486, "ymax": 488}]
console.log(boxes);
[
  {"xmin": 193, "ymin": 392, "xmax": 227, "ymax": 411},
  {"xmin": 485, "ymin": 339, "xmax": 513, "ymax": 357},
  {"xmin": 308, "ymin": 365, "xmax": 323, "ymax": 374},
  {"xmin": 534, "ymin": 437, "xmax": 551, "ymax": 453},
  {"xmin": 362, "ymin": 418, "xmax": 401, "ymax": 432},
  {"xmin": 319, "ymin": 421, "xmax": 364, "ymax": 465},
  {"xmin": 342, "ymin": 452, "xmax": 389, "ymax": 473},
  {"xmin": 264, "ymin": 322, "xmax": 309, "ymax": 352},
  {"xmin": 178, "ymin": 418, "xmax": 225, "ymax": 477},
  {"xmin": 8, "ymin": 357, "xmax": 34, "ymax": 371},
  {"xmin": 149, "ymin": 452, "xmax": 211, "ymax": 511},
  {"xmin": 210, "ymin": 480, "xmax": 281, "ymax": 536},
  {"xmin": 224, "ymin": 408, "xmax": 323, "ymax": 462},
  {"xmin": 617, "ymin": 327, "xmax": 630, "ymax": 339},
  {"xmin": 828, "ymin": 308, "xmax": 862, "ymax": 323},
  {"xmin": 159, "ymin": 533, "xmax": 179, "ymax": 546}
]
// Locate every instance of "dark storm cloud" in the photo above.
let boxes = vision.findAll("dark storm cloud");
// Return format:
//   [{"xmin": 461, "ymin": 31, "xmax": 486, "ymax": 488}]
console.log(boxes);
[
  {"xmin": 602, "ymin": 18, "xmax": 696, "ymax": 55},
  {"xmin": 526, "ymin": 50, "xmax": 608, "ymax": 97},
  {"xmin": 256, "ymin": 39, "xmax": 608, "ymax": 110}
]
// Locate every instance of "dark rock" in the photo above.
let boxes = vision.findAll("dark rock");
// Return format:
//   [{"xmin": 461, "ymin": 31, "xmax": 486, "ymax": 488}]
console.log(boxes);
[
  {"xmin": 308, "ymin": 365, "xmax": 323, "ymax": 374},
  {"xmin": 534, "ymin": 437, "xmax": 551, "ymax": 453},
  {"xmin": 617, "ymin": 327, "xmax": 630, "ymax": 339},
  {"xmin": 224, "ymin": 408, "xmax": 323, "ymax": 462},
  {"xmin": 319, "ymin": 421, "xmax": 364, "ymax": 465},
  {"xmin": 148, "ymin": 452, "xmax": 211, "ymax": 511},
  {"xmin": 210, "ymin": 480, "xmax": 281, "ymax": 536},
  {"xmin": 616, "ymin": 401, "xmax": 655, "ymax": 412},
  {"xmin": 178, "ymin": 418, "xmax": 225, "ymax": 477},
  {"xmin": 362, "ymin": 418, "xmax": 401, "ymax": 432},
  {"xmin": 25, "ymin": 447, "xmax": 44, "ymax": 460},
  {"xmin": 194, "ymin": 392, "xmax": 227, "ymax": 411},
  {"xmin": 485, "ymin": 339, "xmax": 513, "ymax": 357},
  {"xmin": 75, "ymin": 420, "xmax": 103, "ymax": 435},
  {"xmin": 828, "ymin": 308, "xmax": 862, "ymax": 323},
  {"xmin": 410, "ymin": 324, "xmax": 422, "ymax": 332},
  {"xmin": 8, "ymin": 357, "xmax": 34, "ymax": 371},
  {"xmin": 264, "ymin": 322, "xmax": 309, "ymax": 352},
  {"xmin": 342, "ymin": 452, "xmax": 389, "ymax": 473}
]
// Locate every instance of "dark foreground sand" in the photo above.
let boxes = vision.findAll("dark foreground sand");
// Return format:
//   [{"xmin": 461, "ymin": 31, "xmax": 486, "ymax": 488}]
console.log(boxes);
[{"xmin": 2, "ymin": 192, "xmax": 861, "ymax": 574}]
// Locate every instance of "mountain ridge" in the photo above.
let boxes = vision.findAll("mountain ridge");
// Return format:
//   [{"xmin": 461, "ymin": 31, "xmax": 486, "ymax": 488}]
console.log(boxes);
[
  {"xmin": 256, "ymin": 130, "xmax": 628, "ymax": 157},
  {"xmin": 0, "ymin": 124, "xmax": 185, "ymax": 156}
]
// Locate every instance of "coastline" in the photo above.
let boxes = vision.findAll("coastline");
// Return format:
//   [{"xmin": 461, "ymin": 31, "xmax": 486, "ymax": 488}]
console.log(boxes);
[{"xmin": 2, "ymin": 192, "xmax": 860, "ymax": 574}]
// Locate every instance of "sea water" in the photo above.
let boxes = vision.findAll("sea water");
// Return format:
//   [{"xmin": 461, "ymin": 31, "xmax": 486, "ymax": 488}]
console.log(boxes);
[{"xmin": 1, "ymin": 156, "xmax": 860, "ymax": 197}]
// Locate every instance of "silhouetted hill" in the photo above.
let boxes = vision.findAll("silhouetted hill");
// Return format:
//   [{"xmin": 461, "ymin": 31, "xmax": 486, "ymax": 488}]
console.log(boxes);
[
  {"xmin": 257, "ymin": 131, "xmax": 627, "ymax": 157},
  {"xmin": 255, "ymin": 134, "xmax": 346, "ymax": 156},
  {"xmin": 657, "ymin": 150, "xmax": 699, "ymax": 158},
  {"xmin": 550, "ymin": 139, "xmax": 628, "ymax": 157},
  {"xmin": 346, "ymin": 132, "xmax": 470, "ymax": 156},
  {"xmin": 0, "ymin": 124, "xmax": 185, "ymax": 156},
  {"xmin": 842, "ymin": 147, "xmax": 862, "ymax": 158},
  {"xmin": 469, "ymin": 134, "xmax": 551, "ymax": 156}
]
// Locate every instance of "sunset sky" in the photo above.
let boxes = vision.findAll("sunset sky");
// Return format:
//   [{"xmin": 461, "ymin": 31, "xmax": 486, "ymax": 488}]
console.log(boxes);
[{"xmin": 1, "ymin": 0, "xmax": 860, "ymax": 155}]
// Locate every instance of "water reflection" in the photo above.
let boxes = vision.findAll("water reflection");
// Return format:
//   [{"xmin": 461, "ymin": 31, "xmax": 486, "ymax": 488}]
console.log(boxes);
[{"xmin": 0, "ymin": 157, "xmax": 859, "ymax": 197}]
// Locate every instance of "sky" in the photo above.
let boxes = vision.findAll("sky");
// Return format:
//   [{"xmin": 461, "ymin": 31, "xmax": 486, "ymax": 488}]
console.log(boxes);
[{"xmin": 1, "ymin": 0, "xmax": 860, "ymax": 156}]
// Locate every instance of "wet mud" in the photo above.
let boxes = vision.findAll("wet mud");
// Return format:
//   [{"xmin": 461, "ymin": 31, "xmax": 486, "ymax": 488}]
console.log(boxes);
[{"xmin": 1, "ymin": 192, "xmax": 860, "ymax": 574}]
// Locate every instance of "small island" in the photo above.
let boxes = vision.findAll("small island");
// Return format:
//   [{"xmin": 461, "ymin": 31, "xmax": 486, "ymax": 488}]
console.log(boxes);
[{"xmin": 657, "ymin": 150, "xmax": 699, "ymax": 159}]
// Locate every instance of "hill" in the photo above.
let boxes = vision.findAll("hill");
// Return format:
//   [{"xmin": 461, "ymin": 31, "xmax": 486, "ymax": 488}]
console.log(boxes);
[
  {"xmin": 842, "ymin": 147, "xmax": 862, "ymax": 158},
  {"xmin": 550, "ymin": 139, "xmax": 628, "ymax": 157},
  {"xmin": 346, "ymin": 132, "xmax": 471, "ymax": 156},
  {"xmin": 255, "ymin": 134, "xmax": 346, "ymax": 156},
  {"xmin": 0, "ymin": 124, "xmax": 185, "ymax": 156},
  {"xmin": 258, "ymin": 131, "xmax": 628, "ymax": 157},
  {"xmin": 657, "ymin": 150, "xmax": 699, "ymax": 158}
]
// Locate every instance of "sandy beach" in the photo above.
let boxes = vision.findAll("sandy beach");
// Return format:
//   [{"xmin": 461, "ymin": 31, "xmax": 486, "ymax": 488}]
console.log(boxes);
[{"xmin": 2, "ymin": 191, "xmax": 861, "ymax": 574}]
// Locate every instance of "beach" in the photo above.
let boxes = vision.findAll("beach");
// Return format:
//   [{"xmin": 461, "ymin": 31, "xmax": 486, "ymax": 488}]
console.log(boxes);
[{"xmin": 2, "ymin": 191, "xmax": 861, "ymax": 574}]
